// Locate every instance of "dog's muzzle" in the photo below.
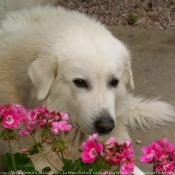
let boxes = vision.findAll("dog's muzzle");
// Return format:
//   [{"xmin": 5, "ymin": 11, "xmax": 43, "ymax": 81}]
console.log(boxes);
[{"xmin": 94, "ymin": 117, "xmax": 115, "ymax": 135}]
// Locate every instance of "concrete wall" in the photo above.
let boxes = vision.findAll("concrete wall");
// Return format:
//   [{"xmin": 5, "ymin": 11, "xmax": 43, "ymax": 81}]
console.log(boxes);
[{"xmin": 0, "ymin": 0, "xmax": 57, "ymax": 22}]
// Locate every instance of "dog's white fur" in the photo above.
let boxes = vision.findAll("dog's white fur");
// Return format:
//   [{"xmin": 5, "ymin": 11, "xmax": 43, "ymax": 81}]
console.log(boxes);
[{"xmin": 0, "ymin": 6, "xmax": 175, "ymax": 174}]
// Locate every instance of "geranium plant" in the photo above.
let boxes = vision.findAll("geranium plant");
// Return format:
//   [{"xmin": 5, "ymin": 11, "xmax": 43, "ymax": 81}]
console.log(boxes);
[
  {"xmin": 0, "ymin": 103, "xmax": 175, "ymax": 175},
  {"xmin": 0, "ymin": 103, "xmax": 136, "ymax": 174},
  {"xmin": 140, "ymin": 138, "xmax": 175, "ymax": 174}
]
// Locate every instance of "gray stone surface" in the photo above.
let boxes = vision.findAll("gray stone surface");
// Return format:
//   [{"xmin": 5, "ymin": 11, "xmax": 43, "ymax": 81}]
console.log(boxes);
[
  {"xmin": 109, "ymin": 26, "xmax": 175, "ymax": 173},
  {"xmin": 0, "ymin": 0, "xmax": 6, "ymax": 22}
]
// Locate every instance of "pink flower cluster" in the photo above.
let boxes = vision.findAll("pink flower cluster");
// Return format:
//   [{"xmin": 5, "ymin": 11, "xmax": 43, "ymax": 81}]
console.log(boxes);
[
  {"xmin": 1, "ymin": 103, "xmax": 175, "ymax": 175},
  {"xmin": 19, "ymin": 106, "xmax": 72, "ymax": 137},
  {"xmin": 0, "ymin": 103, "xmax": 29, "ymax": 129},
  {"xmin": 140, "ymin": 138, "xmax": 175, "ymax": 174},
  {"xmin": 103, "ymin": 137, "xmax": 135, "ymax": 175},
  {"xmin": 80, "ymin": 134, "xmax": 135, "ymax": 175},
  {"xmin": 0, "ymin": 104, "xmax": 72, "ymax": 138}
]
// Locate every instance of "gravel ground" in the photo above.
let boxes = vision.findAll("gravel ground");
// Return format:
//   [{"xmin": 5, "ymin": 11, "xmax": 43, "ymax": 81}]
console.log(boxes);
[{"xmin": 55, "ymin": 0, "xmax": 175, "ymax": 30}]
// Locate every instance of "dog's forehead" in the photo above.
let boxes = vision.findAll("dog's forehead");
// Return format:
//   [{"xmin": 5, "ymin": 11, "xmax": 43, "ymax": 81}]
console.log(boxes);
[
  {"xmin": 58, "ymin": 32, "xmax": 127, "ymax": 67},
  {"xmin": 59, "ymin": 45, "xmax": 125, "ymax": 81},
  {"xmin": 55, "ymin": 26, "xmax": 129, "ymax": 79}
]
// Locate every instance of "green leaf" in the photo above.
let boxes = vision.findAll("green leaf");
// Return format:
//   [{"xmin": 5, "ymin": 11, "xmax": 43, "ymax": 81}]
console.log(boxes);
[
  {"xmin": 128, "ymin": 13, "xmax": 139, "ymax": 22},
  {"xmin": 128, "ymin": 13, "xmax": 139, "ymax": 24},
  {"xmin": 2, "ymin": 153, "xmax": 36, "ymax": 171},
  {"xmin": 2, "ymin": 153, "xmax": 14, "ymax": 170},
  {"xmin": 42, "ymin": 166, "xmax": 51, "ymax": 173}
]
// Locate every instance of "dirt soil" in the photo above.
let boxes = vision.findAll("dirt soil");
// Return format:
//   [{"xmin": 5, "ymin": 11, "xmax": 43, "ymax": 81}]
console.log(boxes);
[{"xmin": 55, "ymin": 0, "xmax": 175, "ymax": 30}]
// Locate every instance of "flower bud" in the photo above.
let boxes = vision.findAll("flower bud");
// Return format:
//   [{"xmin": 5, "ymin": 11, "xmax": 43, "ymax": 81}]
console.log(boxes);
[
  {"xmin": 22, "ymin": 148, "xmax": 29, "ymax": 152},
  {"xmin": 45, "ymin": 139, "xmax": 51, "ymax": 144},
  {"xmin": 64, "ymin": 149, "xmax": 69, "ymax": 156}
]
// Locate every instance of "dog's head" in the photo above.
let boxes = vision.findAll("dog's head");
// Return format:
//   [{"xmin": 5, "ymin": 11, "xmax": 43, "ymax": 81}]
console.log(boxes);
[{"xmin": 28, "ymin": 25, "xmax": 134, "ymax": 135}]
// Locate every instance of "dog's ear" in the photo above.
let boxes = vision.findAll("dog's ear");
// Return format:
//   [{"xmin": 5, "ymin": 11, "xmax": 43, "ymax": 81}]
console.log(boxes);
[
  {"xmin": 28, "ymin": 57, "xmax": 58, "ymax": 100},
  {"xmin": 124, "ymin": 55, "xmax": 135, "ymax": 90}
]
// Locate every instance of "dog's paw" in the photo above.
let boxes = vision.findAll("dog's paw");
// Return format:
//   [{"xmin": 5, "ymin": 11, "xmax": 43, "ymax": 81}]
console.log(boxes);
[{"xmin": 133, "ymin": 166, "xmax": 145, "ymax": 175}]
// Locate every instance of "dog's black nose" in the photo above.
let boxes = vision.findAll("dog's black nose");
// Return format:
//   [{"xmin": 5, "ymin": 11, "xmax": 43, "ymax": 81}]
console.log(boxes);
[{"xmin": 95, "ymin": 117, "xmax": 115, "ymax": 135}]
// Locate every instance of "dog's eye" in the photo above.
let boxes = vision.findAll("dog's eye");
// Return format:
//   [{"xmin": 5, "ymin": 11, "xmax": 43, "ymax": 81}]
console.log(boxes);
[
  {"xmin": 73, "ymin": 78, "xmax": 88, "ymax": 88},
  {"xmin": 110, "ymin": 78, "xmax": 119, "ymax": 88}
]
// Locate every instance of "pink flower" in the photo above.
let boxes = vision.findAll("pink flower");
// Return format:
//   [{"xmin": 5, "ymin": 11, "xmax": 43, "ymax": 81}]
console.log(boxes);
[
  {"xmin": 121, "ymin": 141, "xmax": 134, "ymax": 159},
  {"xmin": 106, "ymin": 137, "xmax": 116, "ymax": 148},
  {"xmin": 102, "ymin": 140, "xmax": 135, "ymax": 174},
  {"xmin": 140, "ymin": 138, "xmax": 175, "ymax": 163},
  {"xmin": 16, "ymin": 105, "xmax": 30, "ymax": 124},
  {"xmin": 104, "ymin": 140, "xmax": 134, "ymax": 165},
  {"xmin": 81, "ymin": 133, "xmax": 103, "ymax": 163},
  {"xmin": 60, "ymin": 111, "xmax": 69, "ymax": 121},
  {"xmin": 19, "ymin": 128, "xmax": 30, "ymax": 136},
  {"xmin": 87, "ymin": 133, "xmax": 98, "ymax": 142},
  {"xmin": 140, "ymin": 140, "xmax": 166, "ymax": 163},
  {"xmin": 51, "ymin": 111, "xmax": 60, "ymax": 121},
  {"xmin": 0, "ymin": 103, "xmax": 28, "ymax": 129},
  {"xmin": 22, "ymin": 106, "xmax": 55, "ymax": 134},
  {"xmin": 19, "ymin": 124, "xmax": 38, "ymax": 136},
  {"xmin": 28, "ymin": 105, "xmax": 49, "ymax": 124},
  {"xmin": 51, "ymin": 121, "xmax": 72, "ymax": 135},
  {"xmin": 2, "ymin": 115, "xmax": 19, "ymax": 129},
  {"xmin": 159, "ymin": 138, "xmax": 175, "ymax": 160},
  {"xmin": 120, "ymin": 159, "xmax": 135, "ymax": 175},
  {"xmin": 51, "ymin": 122, "xmax": 60, "ymax": 135},
  {"xmin": 81, "ymin": 133, "xmax": 99, "ymax": 150},
  {"xmin": 22, "ymin": 148, "xmax": 29, "ymax": 152},
  {"xmin": 18, "ymin": 106, "xmax": 72, "ymax": 136},
  {"xmin": 44, "ymin": 139, "xmax": 51, "ymax": 144},
  {"xmin": 155, "ymin": 159, "xmax": 174, "ymax": 175},
  {"xmin": 64, "ymin": 149, "xmax": 69, "ymax": 156},
  {"xmin": 81, "ymin": 140, "xmax": 103, "ymax": 163},
  {"xmin": 27, "ymin": 107, "xmax": 70, "ymax": 130},
  {"xmin": 160, "ymin": 138, "xmax": 175, "ymax": 151},
  {"xmin": 140, "ymin": 146, "xmax": 154, "ymax": 163},
  {"xmin": 140, "ymin": 138, "xmax": 175, "ymax": 174}
]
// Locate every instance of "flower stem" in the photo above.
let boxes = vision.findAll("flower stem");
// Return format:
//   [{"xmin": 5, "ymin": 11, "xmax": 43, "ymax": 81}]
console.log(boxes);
[
  {"xmin": 46, "ymin": 130, "xmax": 52, "ymax": 143},
  {"xmin": 97, "ymin": 155, "xmax": 108, "ymax": 171},
  {"xmin": 7, "ymin": 138, "xmax": 17, "ymax": 171},
  {"xmin": 56, "ymin": 152, "xmax": 64, "ymax": 164},
  {"xmin": 31, "ymin": 133, "xmax": 37, "ymax": 144},
  {"xmin": 30, "ymin": 133, "xmax": 59, "ymax": 171},
  {"xmin": 60, "ymin": 150, "xmax": 65, "ymax": 164},
  {"xmin": 31, "ymin": 134, "xmax": 59, "ymax": 171}
]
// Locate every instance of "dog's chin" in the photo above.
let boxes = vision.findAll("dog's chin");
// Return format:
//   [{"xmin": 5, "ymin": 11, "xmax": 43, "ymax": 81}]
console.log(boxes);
[
  {"xmin": 96, "ymin": 132, "xmax": 112, "ymax": 136},
  {"xmin": 71, "ymin": 121, "xmax": 114, "ymax": 137},
  {"xmin": 82, "ymin": 129, "xmax": 113, "ymax": 136}
]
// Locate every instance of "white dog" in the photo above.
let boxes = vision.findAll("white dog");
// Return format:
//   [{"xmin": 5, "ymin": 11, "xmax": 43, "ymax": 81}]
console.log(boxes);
[{"xmin": 0, "ymin": 6, "xmax": 174, "ymax": 174}]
